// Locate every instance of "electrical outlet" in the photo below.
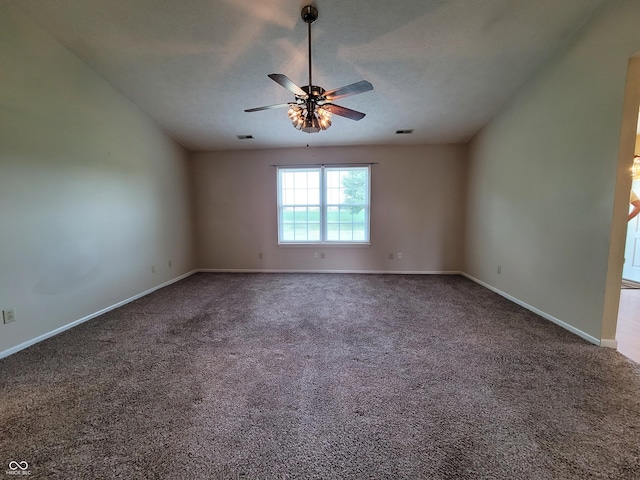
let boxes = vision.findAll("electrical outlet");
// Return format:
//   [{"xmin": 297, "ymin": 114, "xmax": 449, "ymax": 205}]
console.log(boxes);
[
  {"xmin": 168, "ymin": 260, "xmax": 172, "ymax": 268},
  {"xmin": 151, "ymin": 265, "xmax": 156, "ymax": 274},
  {"xmin": 258, "ymin": 252, "xmax": 263, "ymax": 259},
  {"xmin": 389, "ymin": 253, "xmax": 394, "ymax": 260},
  {"xmin": 314, "ymin": 252, "xmax": 318, "ymax": 258},
  {"xmin": 497, "ymin": 265, "xmax": 502, "ymax": 275},
  {"xmin": 3, "ymin": 308, "xmax": 15, "ymax": 324},
  {"xmin": 397, "ymin": 252, "xmax": 403, "ymax": 259}
]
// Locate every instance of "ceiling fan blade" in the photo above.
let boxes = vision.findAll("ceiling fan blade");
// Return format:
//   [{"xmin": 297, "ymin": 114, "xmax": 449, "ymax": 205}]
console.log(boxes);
[
  {"xmin": 245, "ymin": 103, "xmax": 295, "ymax": 113},
  {"xmin": 328, "ymin": 104, "xmax": 366, "ymax": 121},
  {"xmin": 268, "ymin": 74, "xmax": 307, "ymax": 97},
  {"xmin": 324, "ymin": 80, "xmax": 373, "ymax": 101}
]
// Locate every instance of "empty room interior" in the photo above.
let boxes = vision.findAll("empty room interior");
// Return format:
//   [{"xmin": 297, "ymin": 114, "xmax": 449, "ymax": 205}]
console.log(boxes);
[{"xmin": 2, "ymin": 0, "xmax": 640, "ymax": 478}]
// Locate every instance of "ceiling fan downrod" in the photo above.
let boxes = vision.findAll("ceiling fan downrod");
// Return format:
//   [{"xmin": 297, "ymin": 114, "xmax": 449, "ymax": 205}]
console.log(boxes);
[{"xmin": 301, "ymin": 5, "xmax": 318, "ymax": 91}]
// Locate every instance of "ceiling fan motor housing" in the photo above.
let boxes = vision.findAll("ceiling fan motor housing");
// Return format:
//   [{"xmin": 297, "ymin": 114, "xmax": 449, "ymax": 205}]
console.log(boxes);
[{"xmin": 300, "ymin": 85, "xmax": 326, "ymax": 99}]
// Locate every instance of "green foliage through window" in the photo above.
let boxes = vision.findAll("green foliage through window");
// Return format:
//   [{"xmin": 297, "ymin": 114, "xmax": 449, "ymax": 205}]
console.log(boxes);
[{"xmin": 342, "ymin": 170, "xmax": 367, "ymax": 214}]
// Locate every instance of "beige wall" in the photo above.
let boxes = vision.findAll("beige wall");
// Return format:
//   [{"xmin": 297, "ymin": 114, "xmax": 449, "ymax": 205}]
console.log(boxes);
[
  {"xmin": 463, "ymin": 0, "xmax": 640, "ymax": 342},
  {"xmin": 0, "ymin": 4, "xmax": 195, "ymax": 355},
  {"xmin": 191, "ymin": 145, "xmax": 467, "ymax": 272}
]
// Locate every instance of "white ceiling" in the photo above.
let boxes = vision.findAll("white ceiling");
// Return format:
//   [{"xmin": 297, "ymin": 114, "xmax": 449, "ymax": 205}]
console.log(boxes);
[{"xmin": 11, "ymin": 0, "xmax": 605, "ymax": 151}]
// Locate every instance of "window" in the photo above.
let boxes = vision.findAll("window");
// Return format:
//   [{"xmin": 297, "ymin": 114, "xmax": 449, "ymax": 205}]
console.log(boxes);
[{"xmin": 277, "ymin": 165, "xmax": 370, "ymax": 244}]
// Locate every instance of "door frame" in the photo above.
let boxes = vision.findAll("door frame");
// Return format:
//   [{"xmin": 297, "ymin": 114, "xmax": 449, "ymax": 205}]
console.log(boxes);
[{"xmin": 603, "ymin": 56, "xmax": 640, "ymax": 345}]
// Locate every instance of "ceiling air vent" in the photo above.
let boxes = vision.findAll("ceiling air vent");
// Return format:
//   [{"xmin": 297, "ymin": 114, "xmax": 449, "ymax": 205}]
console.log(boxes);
[
  {"xmin": 237, "ymin": 134, "xmax": 254, "ymax": 140},
  {"xmin": 395, "ymin": 129, "xmax": 414, "ymax": 135}
]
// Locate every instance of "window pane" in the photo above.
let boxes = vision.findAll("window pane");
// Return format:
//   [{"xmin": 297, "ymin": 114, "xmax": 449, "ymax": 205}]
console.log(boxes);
[
  {"xmin": 338, "ymin": 169, "xmax": 367, "ymax": 208},
  {"xmin": 283, "ymin": 188, "xmax": 294, "ymax": 205},
  {"xmin": 353, "ymin": 223, "xmax": 366, "ymax": 241},
  {"xmin": 294, "ymin": 206, "xmax": 308, "ymax": 222},
  {"xmin": 308, "ymin": 207, "xmax": 320, "ymax": 222},
  {"xmin": 294, "ymin": 171, "xmax": 308, "ymax": 188},
  {"xmin": 308, "ymin": 172, "xmax": 320, "ymax": 188},
  {"xmin": 308, "ymin": 223, "xmax": 320, "ymax": 241},
  {"xmin": 327, "ymin": 222, "xmax": 339, "ymax": 241},
  {"xmin": 282, "ymin": 206, "xmax": 294, "ymax": 223},
  {"xmin": 326, "ymin": 170, "xmax": 340, "ymax": 188},
  {"xmin": 339, "ymin": 207, "xmax": 353, "ymax": 222},
  {"xmin": 339, "ymin": 225, "xmax": 353, "ymax": 241},
  {"xmin": 294, "ymin": 224, "xmax": 308, "ymax": 240},
  {"xmin": 327, "ymin": 187, "xmax": 340, "ymax": 205},
  {"xmin": 309, "ymin": 188, "xmax": 320, "ymax": 205},
  {"xmin": 282, "ymin": 172, "xmax": 294, "ymax": 189},
  {"xmin": 282, "ymin": 222, "xmax": 295, "ymax": 241},
  {"xmin": 326, "ymin": 206, "xmax": 339, "ymax": 223},
  {"xmin": 294, "ymin": 188, "xmax": 308, "ymax": 205}
]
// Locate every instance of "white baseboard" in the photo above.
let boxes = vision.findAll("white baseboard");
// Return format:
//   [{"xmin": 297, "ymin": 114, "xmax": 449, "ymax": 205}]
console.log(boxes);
[
  {"xmin": 461, "ymin": 273, "xmax": 602, "ymax": 346},
  {"xmin": 0, "ymin": 270, "xmax": 198, "ymax": 360},
  {"xmin": 197, "ymin": 269, "xmax": 462, "ymax": 274}
]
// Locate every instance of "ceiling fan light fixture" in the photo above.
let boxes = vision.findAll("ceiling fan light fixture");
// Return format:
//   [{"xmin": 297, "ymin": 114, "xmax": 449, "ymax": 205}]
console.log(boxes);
[
  {"xmin": 317, "ymin": 106, "xmax": 332, "ymax": 130},
  {"xmin": 306, "ymin": 116, "xmax": 321, "ymax": 134},
  {"xmin": 288, "ymin": 105, "xmax": 332, "ymax": 133},
  {"xmin": 297, "ymin": 113, "xmax": 318, "ymax": 134},
  {"xmin": 288, "ymin": 106, "xmax": 305, "ymax": 129},
  {"xmin": 288, "ymin": 106, "xmax": 301, "ymax": 120}
]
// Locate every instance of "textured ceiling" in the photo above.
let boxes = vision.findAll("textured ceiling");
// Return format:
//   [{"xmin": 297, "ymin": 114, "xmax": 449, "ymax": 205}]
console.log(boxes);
[{"xmin": 10, "ymin": 0, "xmax": 605, "ymax": 151}]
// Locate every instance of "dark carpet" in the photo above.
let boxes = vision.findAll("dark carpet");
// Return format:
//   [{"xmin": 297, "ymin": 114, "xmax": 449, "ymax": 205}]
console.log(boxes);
[{"xmin": 1, "ymin": 273, "xmax": 639, "ymax": 479}]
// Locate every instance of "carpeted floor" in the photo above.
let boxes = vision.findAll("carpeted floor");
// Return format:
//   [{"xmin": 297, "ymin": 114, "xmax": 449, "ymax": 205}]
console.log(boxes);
[{"xmin": 1, "ymin": 273, "xmax": 640, "ymax": 479}]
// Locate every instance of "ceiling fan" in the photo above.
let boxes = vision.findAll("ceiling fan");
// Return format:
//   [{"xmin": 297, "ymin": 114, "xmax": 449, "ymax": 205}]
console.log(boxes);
[{"xmin": 244, "ymin": 5, "xmax": 373, "ymax": 134}]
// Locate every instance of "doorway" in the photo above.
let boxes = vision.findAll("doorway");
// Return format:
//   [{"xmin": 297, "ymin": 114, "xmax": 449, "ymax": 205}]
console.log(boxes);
[
  {"xmin": 604, "ymin": 56, "xmax": 640, "ymax": 359},
  {"xmin": 615, "ymin": 98, "xmax": 640, "ymax": 363},
  {"xmin": 623, "ymin": 150, "xmax": 640, "ymax": 283}
]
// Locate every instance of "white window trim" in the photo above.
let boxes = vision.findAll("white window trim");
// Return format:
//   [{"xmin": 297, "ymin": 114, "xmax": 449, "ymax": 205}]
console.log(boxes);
[{"xmin": 277, "ymin": 165, "xmax": 371, "ymax": 245}]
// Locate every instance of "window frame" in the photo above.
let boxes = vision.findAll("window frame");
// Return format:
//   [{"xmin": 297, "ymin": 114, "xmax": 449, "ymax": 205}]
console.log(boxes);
[{"xmin": 276, "ymin": 164, "xmax": 371, "ymax": 245}]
